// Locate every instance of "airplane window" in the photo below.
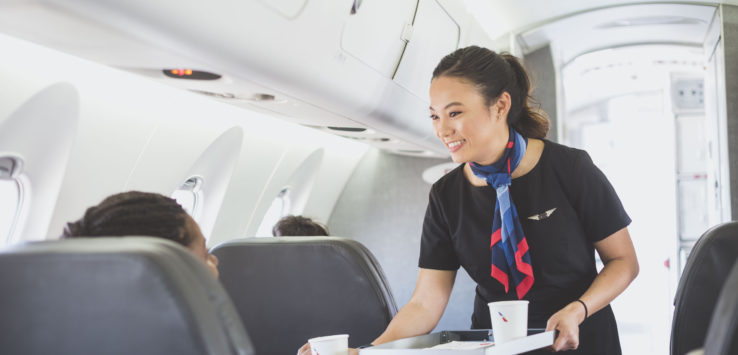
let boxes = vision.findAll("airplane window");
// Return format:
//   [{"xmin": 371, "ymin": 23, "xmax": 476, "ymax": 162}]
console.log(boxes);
[
  {"xmin": 255, "ymin": 187, "xmax": 291, "ymax": 237},
  {"xmin": 0, "ymin": 180, "xmax": 21, "ymax": 245},
  {"xmin": 0, "ymin": 156, "xmax": 24, "ymax": 246},
  {"xmin": 172, "ymin": 176, "xmax": 204, "ymax": 221}
]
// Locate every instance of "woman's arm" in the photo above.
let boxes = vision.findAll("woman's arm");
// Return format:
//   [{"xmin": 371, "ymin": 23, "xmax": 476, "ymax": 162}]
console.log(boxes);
[
  {"xmin": 372, "ymin": 268, "xmax": 457, "ymax": 345},
  {"xmin": 546, "ymin": 226, "xmax": 639, "ymax": 351},
  {"xmin": 297, "ymin": 268, "xmax": 456, "ymax": 355}
]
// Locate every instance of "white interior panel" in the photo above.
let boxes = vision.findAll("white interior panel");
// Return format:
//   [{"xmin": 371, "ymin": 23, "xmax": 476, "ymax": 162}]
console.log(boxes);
[
  {"xmin": 0, "ymin": 34, "xmax": 368, "ymax": 245},
  {"xmin": 172, "ymin": 126, "xmax": 244, "ymax": 238},
  {"xmin": 676, "ymin": 115, "xmax": 708, "ymax": 174},
  {"xmin": 0, "ymin": 81, "xmax": 79, "ymax": 241},
  {"xmin": 393, "ymin": 0, "xmax": 460, "ymax": 100},
  {"xmin": 257, "ymin": 0, "xmax": 308, "ymax": 19},
  {"xmin": 341, "ymin": 0, "xmax": 417, "ymax": 78},
  {"xmin": 253, "ymin": 148, "xmax": 324, "ymax": 237},
  {"xmin": 239, "ymin": 144, "xmax": 321, "ymax": 238},
  {"xmin": 678, "ymin": 178, "xmax": 710, "ymax": 239},
  {"xmin": 10, "ymin": 0, "xmax": 447, "ymax": 155},
  {"xmin": 519, "ymin": 4, "xmax": 716, "ymax": 62}
]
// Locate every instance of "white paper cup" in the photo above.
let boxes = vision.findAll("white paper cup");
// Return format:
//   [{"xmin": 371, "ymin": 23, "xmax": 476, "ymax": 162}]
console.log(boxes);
[
  {"xmin": 308, "ymin": 334, "xmax": 349, "ymax": 355},
  {"xmin": 488, "ymin": 300, "xmax": 529, "ymax": 344}
]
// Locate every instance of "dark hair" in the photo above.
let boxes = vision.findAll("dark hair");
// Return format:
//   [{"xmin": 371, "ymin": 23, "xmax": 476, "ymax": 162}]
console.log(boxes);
[
  {"xmin": 62, "ymin": 191, "xmax": 193, "ymax": 247},
  {"xmin": 272, "ymin": 215, "xmax": 328, "ymax": 237},
  {"xmin": 432, "ymin": 45, "xmax": 550, "ymax": 139}
]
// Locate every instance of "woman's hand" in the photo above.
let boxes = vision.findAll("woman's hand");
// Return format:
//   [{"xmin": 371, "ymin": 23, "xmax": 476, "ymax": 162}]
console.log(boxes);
[
  {"xmin": 297, "ymin": 342, "xmax": 310, "ymax": 355},
  {"xmin": 296, "ymin": 343, "xmax": 359, "ymax": 355},
  {"xmin": 545, "ymin": 301, "xmax": 586, "ymax": 351}
]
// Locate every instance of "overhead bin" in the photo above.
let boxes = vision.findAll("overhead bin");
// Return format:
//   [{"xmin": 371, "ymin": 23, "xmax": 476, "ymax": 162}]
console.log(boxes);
[
  {"xmin": 42, "ymin": 0, "xmax": 474, "ymax": 156},
  {"xmin": 256, "ymin": 0, "xmax": 308, "ymax": 19},
  {"xmin": 393, "ymin": 0, "xmax": 460, "ymax": 100},
  {"xmin": 341, "ymin": 0, "xmax": 418, "ymax": 78}
]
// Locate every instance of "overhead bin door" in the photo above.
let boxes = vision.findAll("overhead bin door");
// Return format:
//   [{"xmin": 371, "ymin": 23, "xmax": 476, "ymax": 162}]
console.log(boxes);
[
  {"xmin": 393, "ymin": 0, "xmax": 459, "ymax": 100},
  {"xmin": 256, "ymin": 0, "xmax": 308, "ymax": 19},
  {"xmin": 340, "ymin": 0, "xmax": 418, "ymax": 78}
]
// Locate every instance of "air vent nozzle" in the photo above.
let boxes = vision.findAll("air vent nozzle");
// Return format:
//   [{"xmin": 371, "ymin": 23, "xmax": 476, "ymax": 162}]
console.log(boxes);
[{"xmin": 327, "ymin": 126, "xmax": 367, "ymax": 132}]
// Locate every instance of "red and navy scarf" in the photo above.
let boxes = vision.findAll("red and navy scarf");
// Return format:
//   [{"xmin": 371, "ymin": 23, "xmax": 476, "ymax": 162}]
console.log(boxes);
[{"xmin": 469, "ymin": 127, "xmax": 534, "ymax": 299}]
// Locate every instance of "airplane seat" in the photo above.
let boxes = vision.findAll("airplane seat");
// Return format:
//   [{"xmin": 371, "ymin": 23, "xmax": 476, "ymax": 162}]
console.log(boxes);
[
  {"xmin": 0, "ymin": 237, "xmax": 254, "ymax": 355},
  {"xmin": 703, "ymin": 261, "xmax": 738, "ymax": 355},
  {"xmin": 671, "ymin": 221, "xmax": 738, "ymax": 355},
  {"xmin": 211, "ymin": 236, "xmax": 398, "ymax": 354}
]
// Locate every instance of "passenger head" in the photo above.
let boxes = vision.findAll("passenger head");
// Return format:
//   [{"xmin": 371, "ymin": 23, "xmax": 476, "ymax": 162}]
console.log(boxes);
[
  {"xmin": 430, "ymin": 46, "xmax": 550, "ymax": 164},
  {"xmin": 272, "ymin": 215, "xmax": 328, "ymax": 237},
  {"xmin": 62, "ymin": 191, "xmax": 219, "ymax": 278}
]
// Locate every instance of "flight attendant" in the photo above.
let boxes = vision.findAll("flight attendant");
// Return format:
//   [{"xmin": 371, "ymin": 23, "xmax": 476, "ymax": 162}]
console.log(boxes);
[{"xmin": 299, "ymin": 46, "xmax": 638, "ymax": 354}]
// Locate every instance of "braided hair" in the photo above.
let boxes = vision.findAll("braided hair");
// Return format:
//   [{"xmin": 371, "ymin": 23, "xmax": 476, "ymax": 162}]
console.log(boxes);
[{"xmin": 62, "ymin": 191, "xmax": 193, "ymax": 247}]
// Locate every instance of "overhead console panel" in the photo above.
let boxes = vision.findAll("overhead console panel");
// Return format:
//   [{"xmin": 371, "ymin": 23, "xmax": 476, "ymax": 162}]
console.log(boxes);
[{"xmin": 28, "ymin": 0, "xmax": 487, "ymax": 157}]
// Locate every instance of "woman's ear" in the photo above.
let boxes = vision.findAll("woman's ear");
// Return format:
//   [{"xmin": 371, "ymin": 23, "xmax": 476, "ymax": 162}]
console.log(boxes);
[{"xmin": 494, "ymin": 92, "xmax": 512, "ymax": 121}]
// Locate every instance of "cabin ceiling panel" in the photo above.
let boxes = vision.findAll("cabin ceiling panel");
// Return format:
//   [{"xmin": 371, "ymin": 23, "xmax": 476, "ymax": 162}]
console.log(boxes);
[
  {"xmin": 0, "ymin": 4, "xmax": 210, "ymax": 69},
  {"xmin": 519, "ymin": 3, "xmax": 716, "ymax": 64},
  {"xmin": 0, "ymin": 0, "xmax": 449, "ymax": 158},
  {"xmin": 469, "ymin": 0, "xmax": 730, "ymax": 41}
]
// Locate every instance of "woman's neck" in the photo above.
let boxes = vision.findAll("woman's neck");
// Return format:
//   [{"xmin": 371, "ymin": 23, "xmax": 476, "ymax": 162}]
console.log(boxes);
[{"xmin": 464, "ymin": 138, "xmax": 544, "ymax": 186}]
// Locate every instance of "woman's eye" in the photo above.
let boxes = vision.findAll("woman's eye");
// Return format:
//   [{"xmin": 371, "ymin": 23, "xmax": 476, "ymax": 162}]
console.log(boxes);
[
  {"xmin": 449, "ymin": 111, "xmax": 461, "ymax": 118},
  {"xmin": 430, "ymin": 114, "xmax": 439, "ymax": 120}
]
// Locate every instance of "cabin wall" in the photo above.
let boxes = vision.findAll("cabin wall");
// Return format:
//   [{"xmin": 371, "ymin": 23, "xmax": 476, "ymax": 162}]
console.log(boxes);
[
  {"xmin": 328, "ymin": 150, "xmax": 477, "ymax": 331},
  {"xmin": 0, "ymin": 34, "xmax": 368, "ymax": 246},
  {"xmin": 720, "ymin": 4, "xmax": 738, "ymax": 219},
  {"xmin": 524, "ymin": 45, "xmax": 559, "ymax": 142}
]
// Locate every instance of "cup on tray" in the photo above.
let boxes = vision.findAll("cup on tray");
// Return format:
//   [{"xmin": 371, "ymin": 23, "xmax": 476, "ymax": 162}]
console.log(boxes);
[
  {"xmin": 308, "ymin": 334, "xmax": 349, "ymax": 355},
  {"xmin": 488, "ymin": 300, "xmax": 529, "ymax": 344}
]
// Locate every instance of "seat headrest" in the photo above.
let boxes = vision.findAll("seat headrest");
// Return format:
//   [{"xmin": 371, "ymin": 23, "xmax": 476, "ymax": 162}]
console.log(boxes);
[
  {"xmin": 704, "ymin": 260, "xmax": 738, "ymax": 355},
  {"xmin": 672, "ymin": 221, "xmax": 738, "ymax": 355},
  {"xmin": 0, "ymin": 237, "xmax": 254, "ymax": 355},
  {"xmin": 211, "ymin": 237, "xmax": 397, "ymax": 354}
]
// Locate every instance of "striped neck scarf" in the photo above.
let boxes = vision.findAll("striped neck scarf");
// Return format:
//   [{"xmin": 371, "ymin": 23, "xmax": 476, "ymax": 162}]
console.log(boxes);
[{"xmin": 469, "ymin": 127, "xmax": 534, "ymax": 299}]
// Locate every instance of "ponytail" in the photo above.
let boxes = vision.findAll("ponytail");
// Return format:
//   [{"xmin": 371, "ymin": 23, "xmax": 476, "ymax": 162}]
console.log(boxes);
[{"xmin": 500, "ymin": 53, "xmax": 550, "ymax": 139}]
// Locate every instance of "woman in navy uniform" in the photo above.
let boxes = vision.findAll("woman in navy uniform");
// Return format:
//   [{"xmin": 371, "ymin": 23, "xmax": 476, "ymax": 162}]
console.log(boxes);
[{"xmin": 299, "ymin": 46, "xmax": 638, "ymax": 355}]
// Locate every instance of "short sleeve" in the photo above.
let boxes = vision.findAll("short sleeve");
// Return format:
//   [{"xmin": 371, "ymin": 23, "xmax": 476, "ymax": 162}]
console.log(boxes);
[
  {"xmin": 418, "ymin": 187, "xmax": 460, "ymax": 270},
  {"xmin": 565, "ymin": 150, "xmax": 632, "ymax": 243}
]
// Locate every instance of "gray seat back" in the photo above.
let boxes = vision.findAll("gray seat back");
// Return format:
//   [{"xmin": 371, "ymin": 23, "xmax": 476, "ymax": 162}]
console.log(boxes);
[
  {"xmin": 211, "ymin": 237, "xmax": 398, "ymax": 354},
  {"xmin": 0, "ymin": 237, "xmax": 254, "ymax": 355},
  {"xmin": 671, "ymin": 221, "xmax": 738, "ymax": 355},
  {"xmin": 704, "ymin": 261, "xmax": 738, "ymax": 355}
]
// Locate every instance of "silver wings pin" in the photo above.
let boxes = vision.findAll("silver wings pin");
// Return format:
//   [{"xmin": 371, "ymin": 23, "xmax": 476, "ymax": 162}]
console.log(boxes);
[{"xmin": 527, "ymin": 208, "xmax": 557, "ymax": 221}]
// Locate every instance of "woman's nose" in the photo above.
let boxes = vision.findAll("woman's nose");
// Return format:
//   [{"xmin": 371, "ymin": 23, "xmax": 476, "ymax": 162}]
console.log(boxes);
[{"xmin": 435, "ymin": 117, "xmax": 453, "ymax": 138}]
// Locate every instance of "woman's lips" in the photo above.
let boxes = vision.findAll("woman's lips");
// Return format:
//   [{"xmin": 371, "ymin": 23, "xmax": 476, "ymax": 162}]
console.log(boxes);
[{"xmin": 447, "ymin": 139, "xmax": 465, "ymax": 153}]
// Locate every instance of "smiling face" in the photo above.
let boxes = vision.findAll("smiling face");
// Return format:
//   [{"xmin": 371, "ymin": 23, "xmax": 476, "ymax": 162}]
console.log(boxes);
[{"xmin": 429, "ymin": 76, "xmax": 511, "ymax": 165}]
